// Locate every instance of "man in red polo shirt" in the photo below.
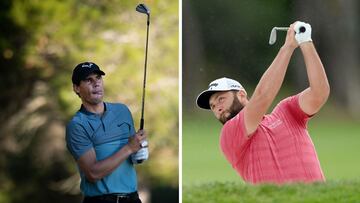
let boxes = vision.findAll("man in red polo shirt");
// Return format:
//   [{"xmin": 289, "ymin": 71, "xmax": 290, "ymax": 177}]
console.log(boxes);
[{"xmin": 196, "ymin": 21, "xmax": 330, "ymax": 184}]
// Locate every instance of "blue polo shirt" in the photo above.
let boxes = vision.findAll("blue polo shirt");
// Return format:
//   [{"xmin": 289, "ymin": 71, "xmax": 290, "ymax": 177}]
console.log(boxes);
[{"xmin": 66, "ymin": 102, "xmax": 137, "ymax": 196}]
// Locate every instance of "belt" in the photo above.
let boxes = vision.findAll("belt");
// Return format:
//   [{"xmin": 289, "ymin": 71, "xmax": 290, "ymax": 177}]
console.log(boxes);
[{"xmin": 84, "ymin": 191, "xmax": 139, "ymax": 203}]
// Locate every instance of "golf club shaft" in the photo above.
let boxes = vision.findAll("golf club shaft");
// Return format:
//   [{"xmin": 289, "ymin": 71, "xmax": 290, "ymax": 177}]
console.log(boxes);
[
  {"xmin": 140, "ymin": 14, "xmax": 150, "ymax": 130},
  {"xmin": 274, "ymin": 27, "xmax": 289, "ymax": 31}
]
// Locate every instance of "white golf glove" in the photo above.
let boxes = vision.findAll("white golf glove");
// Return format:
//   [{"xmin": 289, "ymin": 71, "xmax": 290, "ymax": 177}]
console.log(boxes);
[
  {"xmin": 294, "ymin": 21, "xmax": 312, "ymax": 45},
  {"xmin": 131, "ymin": 140, "xmax": 149, "ymax": 164}
]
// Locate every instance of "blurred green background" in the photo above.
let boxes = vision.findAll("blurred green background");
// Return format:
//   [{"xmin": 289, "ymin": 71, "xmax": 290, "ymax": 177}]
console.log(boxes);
[
  {"xmin": 0, "ymin": 0, "xmax": 178, "ymax": 203},
  {"xmin": 183, "ymin": 0, "xmax": 360, "ymax": 187}
]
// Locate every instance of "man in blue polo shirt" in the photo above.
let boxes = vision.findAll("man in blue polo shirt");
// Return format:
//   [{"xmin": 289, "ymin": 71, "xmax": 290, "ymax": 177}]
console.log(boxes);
[{"xmin": 66, "ymin": 62, "xmax": 148, "ymax": 203}]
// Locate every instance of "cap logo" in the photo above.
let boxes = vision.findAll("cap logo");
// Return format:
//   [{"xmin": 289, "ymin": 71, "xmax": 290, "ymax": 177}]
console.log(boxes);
[
  {"xmin": 209, "ymin": 83, "xmax": 218, "ymax": 88},
  {"xmin": 81, "ymin": 63, "xmax": 93, "ymax": 68},
  {"xmin": 231, "ymin": 84, "xmax": 240, "ymax": 88}
]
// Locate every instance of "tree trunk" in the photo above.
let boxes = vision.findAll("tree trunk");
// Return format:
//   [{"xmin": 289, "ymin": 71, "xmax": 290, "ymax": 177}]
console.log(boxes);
[{"xmin": 183, "ymin": 0, "xmax": 207, "ymax": 111}]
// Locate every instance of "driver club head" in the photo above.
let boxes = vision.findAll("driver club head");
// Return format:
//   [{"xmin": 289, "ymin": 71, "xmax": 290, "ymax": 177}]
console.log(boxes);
[{"xmin": 136, "ymin": 4, "xmax": 150, "ymax": 15}]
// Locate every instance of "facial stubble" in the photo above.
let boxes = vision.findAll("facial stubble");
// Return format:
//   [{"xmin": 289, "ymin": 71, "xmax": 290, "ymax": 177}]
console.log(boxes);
[{"xmin": 219, "ymin": 94, "xmax": 244, "ymax": 125}]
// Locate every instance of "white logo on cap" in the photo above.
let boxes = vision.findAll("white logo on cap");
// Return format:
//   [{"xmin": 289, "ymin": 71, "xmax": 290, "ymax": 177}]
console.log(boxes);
[
  {"xmin": 209, "ymin": 83, "xmax": 218, "ymax": 87},
  {"xmin": 81, "ymin": 63, "xmax": 93, "ymax": 68}
]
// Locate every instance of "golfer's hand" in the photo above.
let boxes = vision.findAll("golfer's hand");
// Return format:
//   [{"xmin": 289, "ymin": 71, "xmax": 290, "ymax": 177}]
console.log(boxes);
[
  {"xmin": 283, "ymin": 23, "xmax": 298, "ymax": 50},
  {"xmin": 131, "ymin": 142, "xmax": 149, "ymax": 164},
  {"xmin": 294, "ymin": 21, "xmax": 312, "ymax": 45},
  {"xmin": 127, "ymin": 130, "xmax": 147, "ymax": 153}
]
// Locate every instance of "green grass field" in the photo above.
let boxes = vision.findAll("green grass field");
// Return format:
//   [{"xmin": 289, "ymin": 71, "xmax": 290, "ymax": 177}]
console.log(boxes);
[
  {"xmin": 183, "ymin": 181, "xmax": 360, "ymax": 203},
  {"xmin": 183, "ymin": 112, "xmax": 240, "ymax": 184}
]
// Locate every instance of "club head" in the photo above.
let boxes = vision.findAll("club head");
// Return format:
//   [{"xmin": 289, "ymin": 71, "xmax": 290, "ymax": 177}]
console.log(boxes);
[
  {"xmin": 269, "ymin": 28, "xmax": 277, "ymax": 45},
  {"xmin": 136, "ymin": 4, "xmax": 150, "ymax": 15},
  {"xmin": 269, "ymin": 27, "xmax": 289, "ymax": 45}
]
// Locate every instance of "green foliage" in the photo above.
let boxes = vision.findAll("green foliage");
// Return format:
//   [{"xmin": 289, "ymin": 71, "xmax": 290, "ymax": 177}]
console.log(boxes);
[
  {"xmin": 0, "ymin": 0, "xmax": 178, "ymax": 202},
  {"xmin": 183, "ymin": 181, "xmax": 360, "ymax": 203}
]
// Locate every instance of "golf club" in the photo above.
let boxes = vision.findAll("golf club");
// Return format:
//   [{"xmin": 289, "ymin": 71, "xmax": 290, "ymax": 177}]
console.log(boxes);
[
  {"xmin": 134, "ymin": 3, "xmax": 150, "ymax": 164},
  {"xmin": 136, "ymin": 3, "xmax": 150, "ymax": 130},
  {"xmin": 269, "ymin": 26, "xmax": 306, "ymax": 45}
]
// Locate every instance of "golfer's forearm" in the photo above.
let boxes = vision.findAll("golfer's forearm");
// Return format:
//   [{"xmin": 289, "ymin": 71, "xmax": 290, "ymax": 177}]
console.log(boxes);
[
  {"xmin": 300, "ymin": 43, "xmax": 330, "ymax": 100},
  {"xmin": 87, "ymin": 145, "xmax": 133, "ymax": 182},
  {"xmin": 244, "ymin": 46, "xmax": 294, "ymax": 134}
]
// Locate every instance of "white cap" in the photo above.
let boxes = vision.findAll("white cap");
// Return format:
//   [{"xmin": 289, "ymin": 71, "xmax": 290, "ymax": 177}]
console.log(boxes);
[{"xmin": 196, "ymin": 77, "xmax": 244, "ymax": 109}]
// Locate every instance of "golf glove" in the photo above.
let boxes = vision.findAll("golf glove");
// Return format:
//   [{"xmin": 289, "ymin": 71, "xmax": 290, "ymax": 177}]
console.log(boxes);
[
  {"xmin": 131, "ymin": 140, "xmax": 149, "ymax": 164},
  {"xmin": 294, "ymin": 21, "xmax": 312, "ymax": 45}
]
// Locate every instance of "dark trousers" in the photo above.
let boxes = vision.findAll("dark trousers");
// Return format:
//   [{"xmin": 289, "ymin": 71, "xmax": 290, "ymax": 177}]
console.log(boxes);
[{"xmin": 83, "ymin": 192, "xmax": 142, "ymax": 203}]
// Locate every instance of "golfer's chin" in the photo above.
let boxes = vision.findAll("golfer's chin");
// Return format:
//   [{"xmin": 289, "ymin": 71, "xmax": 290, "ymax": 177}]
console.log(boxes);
[
  {"xmin": 90, "ymin": 95, "xmax": 103, "ymax": 105},
  {"xmin": 219, "ymin": 112, "xmax": 231, "ymax": 125}
]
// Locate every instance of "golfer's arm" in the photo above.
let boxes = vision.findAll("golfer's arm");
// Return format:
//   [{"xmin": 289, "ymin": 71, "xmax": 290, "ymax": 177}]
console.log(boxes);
[
  {"xmin": 299, "ymin": 43, "xmax": 330, "ymax": 115},
  {"xmin": 244, "ymin": 46, "xmax": 294, "ymax": 135},
  {"xmin": 77, "ymin": 145, "xmax": 133, "ymax": 183}
]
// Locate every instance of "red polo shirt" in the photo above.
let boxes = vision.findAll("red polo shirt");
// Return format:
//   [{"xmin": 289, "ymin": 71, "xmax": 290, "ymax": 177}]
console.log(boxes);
[{"xmin": 220, "ymin": 95, "xmax": 325, "ymax": 184}]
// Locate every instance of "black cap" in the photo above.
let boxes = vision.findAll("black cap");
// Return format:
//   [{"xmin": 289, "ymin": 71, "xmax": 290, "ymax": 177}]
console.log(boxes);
[{"xmin": 72, "ymin": 62, "xmax": 105, "ymax": 85}]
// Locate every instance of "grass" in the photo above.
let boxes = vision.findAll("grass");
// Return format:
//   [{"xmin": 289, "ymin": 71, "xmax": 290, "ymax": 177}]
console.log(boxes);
[
  {"xmin": 182, "ymin": 110, "xmax": 360, "ymax": 185},
  {"xmin": 182, "ymin": 112, "xmax": 241, "ymax": 184},
  {"xmin": 308, "ymin": 118, "xmax": 360, "ymax": 179},
  {"xmin": 183, "ymin": 181, "xmax": 360, "ymax": 203}
]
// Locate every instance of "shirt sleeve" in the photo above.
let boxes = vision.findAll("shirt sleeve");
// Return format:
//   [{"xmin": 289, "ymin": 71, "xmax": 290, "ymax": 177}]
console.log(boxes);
[
  {"xmin": 66, "ymin": 120, "xmax": 93, "ymax": 160},
  {"xmin": 275, "ymin": 94, "xmax": 312, "ymax": 128}
]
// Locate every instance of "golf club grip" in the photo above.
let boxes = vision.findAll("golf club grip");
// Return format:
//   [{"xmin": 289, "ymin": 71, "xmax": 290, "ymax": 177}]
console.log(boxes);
[{"xmin": 140, "ymin": 118, "xmax": 144, "ymax": 130}]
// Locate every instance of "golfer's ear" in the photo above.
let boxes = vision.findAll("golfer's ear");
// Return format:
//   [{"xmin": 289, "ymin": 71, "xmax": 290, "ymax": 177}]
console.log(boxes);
[
  {"xmin": 237, "ymin": 90, "xmax": 248, "ymax": 103},
  {"xmin": 73, "ymin": 84, "xmax": 80, "ymax": 94}
]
